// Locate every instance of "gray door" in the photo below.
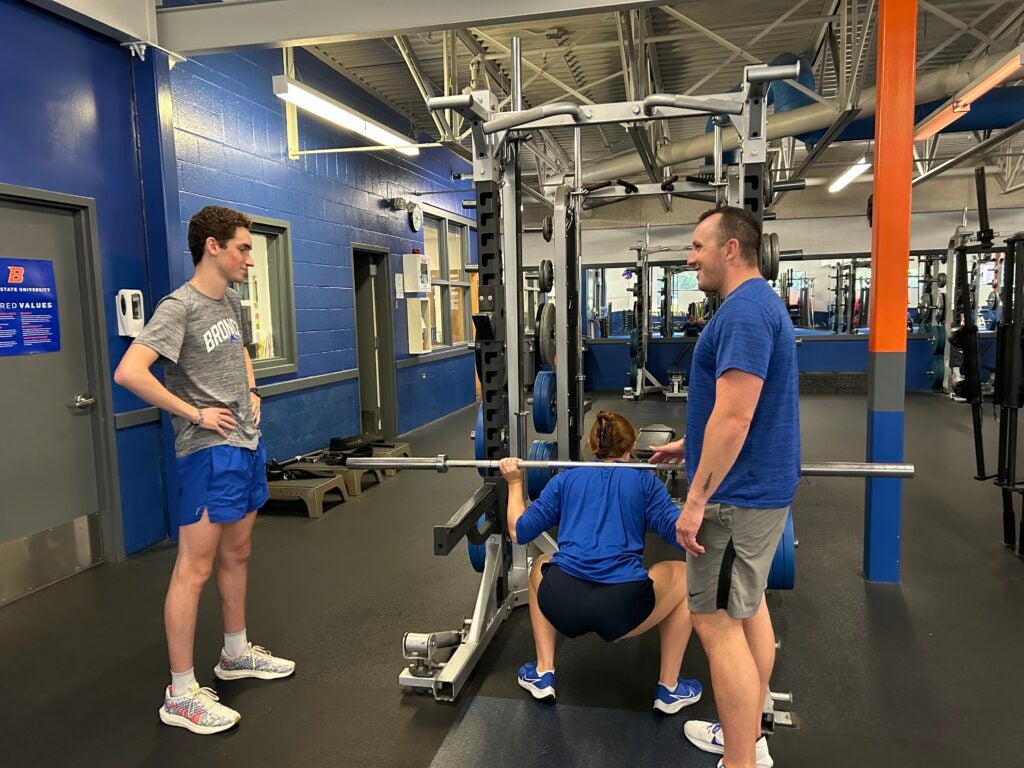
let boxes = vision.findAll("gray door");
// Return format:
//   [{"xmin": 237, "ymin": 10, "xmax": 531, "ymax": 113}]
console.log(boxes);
[
  {"xmin": 0, "ymin": 196, "xmax": 106, "ymax": 604},
  {"xmin": 354, "ymin": 248, "xmax": 397, "ymax": 439}
]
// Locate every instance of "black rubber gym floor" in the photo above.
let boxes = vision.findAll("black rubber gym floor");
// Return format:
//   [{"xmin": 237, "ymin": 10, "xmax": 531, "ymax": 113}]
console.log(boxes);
[{"xmin": 2, "ymin": 393, "xmax": 1022, "ymax": 767}]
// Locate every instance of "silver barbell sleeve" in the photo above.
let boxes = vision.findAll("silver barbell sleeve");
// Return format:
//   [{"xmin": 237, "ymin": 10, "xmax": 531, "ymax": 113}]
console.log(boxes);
[{"xmin": 345, "ymin": 455, "xmax": 915, "ymax": 478}]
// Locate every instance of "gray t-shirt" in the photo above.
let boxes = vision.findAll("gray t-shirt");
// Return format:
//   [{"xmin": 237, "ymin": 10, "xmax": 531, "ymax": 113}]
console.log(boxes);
[{"xmin": 134, "ymin": 282, "xmax": 260, "ymax": 457}]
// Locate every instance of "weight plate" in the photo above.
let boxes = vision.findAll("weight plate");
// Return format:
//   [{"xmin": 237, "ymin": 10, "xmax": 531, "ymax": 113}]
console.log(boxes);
[
  {"xmin": 629, "ymin": 329, "xmax": 639, "ymax": 358},
  {"xmin": 532, "ymin": 370, "xmax": 557, "ymax": 434},
  {"xmin": 661, "ymin": 297, "xmax": 672, "ymax": 338},
  {"xmin": 936, "ymin": 272, "xmax": 947, "ymax": 289},
  {"xmin": 628, "ymin": 361, "xmax": 638, "ymax": 383},
  {"xmin": 539, "ymin": 259, "xmax": 554, "ymax": 293},
  {"xmin": 760, "ymin": 235, "xmax": 771, "ymax": 280},
  {"xmin": 527, "ymin": 440, "xmax": 557, "ymax": 501},
  {"xmin": 542, "ymin": 216, "xmax": 553, "ymax": 243},
  {"xmin": 929, "ymin": 324, "xmax": 946, "ymax": 355},
  {"xmin": 474, "ymin": 404, "xmax": 487, "ymax": 478},
  {"xmin": 538, "ymin": 302, "xmax": 557, "ymax": 366},
  {"xmin": 767, "ymin": 508, "xmax": 795, "ymax": 590},
  {"xmin": 764, "ymin": 171, "xmax": 774, "ymax": 208},
  {"xmin": 927, "ymin": 356, "xmax": 945, "ymax": 389},
  {"xmin": 769, "ymin": 232, "xmax": 780, "ymax": 282},
  {"xmin": 467, "ymin": 516, "xmax": 486, "ymax": 573}
]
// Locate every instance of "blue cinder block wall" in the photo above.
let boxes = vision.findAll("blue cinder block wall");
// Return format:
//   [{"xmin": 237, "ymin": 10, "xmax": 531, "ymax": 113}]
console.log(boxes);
[
  {"xmin": 169, "ymin": 48, "xmax": 477, "ymax": 459},
  {"xmin": 0, "ymin": 0, "xmax": 168, "ymax": 554}
]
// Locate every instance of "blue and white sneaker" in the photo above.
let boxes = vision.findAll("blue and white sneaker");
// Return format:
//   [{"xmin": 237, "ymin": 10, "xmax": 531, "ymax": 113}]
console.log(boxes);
[
  {"xmin": 684, "ymin": 720, "xmax": 773, "ymax": 768},
  {"xmin": 516, "ymin": 662, "xmax": 556, "ymax": 700},
  {"xmin": 653, "ymin": 677, "xmax": 702, "ymax": 713}
]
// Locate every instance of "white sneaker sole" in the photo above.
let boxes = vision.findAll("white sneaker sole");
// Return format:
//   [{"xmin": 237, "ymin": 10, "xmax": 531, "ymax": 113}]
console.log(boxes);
[
  {"xmin": 213, "ymin": 664, "xmax": 295, "ymax": 681},
  {"xmin": 684, "ymin": 729, "xmax": 773, "ymax": 768},
  {"xmin": 159, "ymin": 706, "xmax": 239, "ymax": 735},
  {"xmin": 517, "ymin": 677, "xmax": 555, "ymax": 701},
  {"xmin": 684, "ymin": 729, "xmax": 725, "ymax": 755},
  {"xmin": 652, "ymin": 691, "xmax": 701, "ymax": 714}
]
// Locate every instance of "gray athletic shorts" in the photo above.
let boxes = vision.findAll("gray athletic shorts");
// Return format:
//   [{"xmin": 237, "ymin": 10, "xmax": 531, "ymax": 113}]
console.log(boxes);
[{"xmin": 686, "ymin": 503, "xmax": 790, "ymax": 619}]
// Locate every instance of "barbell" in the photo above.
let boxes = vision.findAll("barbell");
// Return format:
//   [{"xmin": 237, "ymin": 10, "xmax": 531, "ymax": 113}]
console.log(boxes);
[{"xmin": 345, "ymin": 454, "xmax": 915, "ymax": 478}]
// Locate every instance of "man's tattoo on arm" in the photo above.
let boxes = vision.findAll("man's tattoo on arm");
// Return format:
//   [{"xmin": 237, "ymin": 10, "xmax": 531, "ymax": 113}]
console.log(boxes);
[{"xmin": 702, "ymin": 473, "xmax": 713, "ymax": 493}]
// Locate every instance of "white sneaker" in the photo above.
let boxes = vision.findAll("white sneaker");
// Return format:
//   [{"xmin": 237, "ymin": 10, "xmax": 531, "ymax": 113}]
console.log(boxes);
[
  {"xmin": 159, "ymin": 683, "xmax": 240, "ymax": 735},
  {"xmin": 683, "ymin": 720, "xmax": 773, "ymax": 768},
  {"xmin": 214, "ymin": 643, "xmax": 295, "ymax": 681}
]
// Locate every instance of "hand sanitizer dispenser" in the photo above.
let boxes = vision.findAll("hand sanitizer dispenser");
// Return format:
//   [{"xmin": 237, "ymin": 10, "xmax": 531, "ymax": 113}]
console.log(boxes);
[{"xmin": 116, "ymin": 289, "xmax": 145, "ymax": 337}]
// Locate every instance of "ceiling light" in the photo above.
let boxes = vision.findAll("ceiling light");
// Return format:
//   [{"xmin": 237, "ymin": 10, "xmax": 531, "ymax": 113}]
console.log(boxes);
[
  {"xmin": 828, "ymin": 155, "xmax": 871, "ymax": 193},
  {"xmin": 272, "ymin": 75, "xmax": 419, "ymax": 156}
]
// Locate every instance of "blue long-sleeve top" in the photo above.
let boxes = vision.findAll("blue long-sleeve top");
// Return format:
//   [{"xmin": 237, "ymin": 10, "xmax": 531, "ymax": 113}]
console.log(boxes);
[{"xmin": 515, "ymin": 465, "xmax": 683, "ymax": 584}]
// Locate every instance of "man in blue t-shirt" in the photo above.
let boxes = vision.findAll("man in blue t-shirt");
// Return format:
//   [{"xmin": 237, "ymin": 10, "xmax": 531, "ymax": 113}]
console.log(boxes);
[{"xmin": 651, "ymin": 206, "xmax": 799, "ymax": 768}]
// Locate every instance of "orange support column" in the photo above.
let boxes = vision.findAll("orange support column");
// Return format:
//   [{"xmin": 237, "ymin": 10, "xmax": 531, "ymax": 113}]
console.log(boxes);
[{"xmin": 865, "ymin": 0, "xmax": 918, "ymax": 582}]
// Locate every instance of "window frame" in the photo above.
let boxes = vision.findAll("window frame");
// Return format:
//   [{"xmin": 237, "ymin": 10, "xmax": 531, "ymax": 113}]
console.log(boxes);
[
  {"xmin": 422, "ymin": 210, "xmax": 473, "ymax": 348},
  {"xmin": 233, "ymin": 214, "xmax": 298, "ymax": 379}
]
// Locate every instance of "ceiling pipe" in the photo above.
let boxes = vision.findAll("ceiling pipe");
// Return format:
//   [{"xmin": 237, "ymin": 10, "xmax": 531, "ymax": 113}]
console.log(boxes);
[{"xmin": 573, "ymin": 48, "xmax": 1021, "ymax": 187}]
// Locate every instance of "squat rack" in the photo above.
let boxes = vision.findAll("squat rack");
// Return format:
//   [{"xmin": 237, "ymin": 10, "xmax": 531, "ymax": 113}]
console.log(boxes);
[{"xmin": 393, "ymin": 40, "xmax": 805, "ymax": 702}]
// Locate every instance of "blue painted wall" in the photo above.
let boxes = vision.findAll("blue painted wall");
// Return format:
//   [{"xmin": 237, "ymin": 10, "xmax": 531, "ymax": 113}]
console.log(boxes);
[
  {"xmin": 1, "ymin": 2, "xmax": 480, "ymax": 557},
  {"xmin": 169, "ymin": 47, "xmax": 477, "ymax": 452},
  {"xmin": 397, "ymin": 354, "xmax": 477, "ymax": 434},
  {"xmin": 0, "ymin": 0, "xmax": 167, "ymax": 554}
]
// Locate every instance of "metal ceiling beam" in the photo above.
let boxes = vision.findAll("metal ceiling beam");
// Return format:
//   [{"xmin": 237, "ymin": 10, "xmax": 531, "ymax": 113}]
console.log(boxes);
[
  {"xmin": 683, "ymin": 0, "xmax": 812, "ymax": 96},
  {"xmin": 912, "ymin": 118, "xmax": 1024, "ymax": 186},
  {"xmin": 920, "ymin": 1, "xmax": 1000, "ymax": 49},
  {"xmin": 659, "ymin": 6, "xmax": 759, "ymax": 64},
  {"xmin": 394, "ymin": 36, "xmax": 452, "ymax": 140},
  {"xmin": 847, "ymin": 0, "xmax": 876, "ymax": 109},
  {"xmin": 967, "ymin": 6, "xmax": 1024, "ymax": 57},
  {"xmin": 470, "ymin": 28, "xmax": 596, "ymax": 105},
  {"xmin": 918, "ymin": 1, "xmax": 1005, "ymax": 66},
  {"xmin": 455, "ymin": 29, "xmax": 570, "ymax": 172},
  {"xmin": 475, "ymin": 17, "xmax": 837, "ymax": 60},
  {"xmin": 772, "ymin": 107, "xmax": 860, "ymax": 206},
  {"xmin": 155, "ymin": 0, "xmax": 664, "ymax": 55},
  {"xmin": 577, "ymin": 48, "xmax": 1019, "ymax": 186}
]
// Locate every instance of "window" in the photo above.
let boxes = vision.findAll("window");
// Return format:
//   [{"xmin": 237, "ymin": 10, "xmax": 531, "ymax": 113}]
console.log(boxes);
[
  {"xmin": 423, "ymin": 214, "xmax": 472, "ymax": 347},
  {"xmin": 231, "ymin": 216, "xmax": 298, "ymax": 378}
]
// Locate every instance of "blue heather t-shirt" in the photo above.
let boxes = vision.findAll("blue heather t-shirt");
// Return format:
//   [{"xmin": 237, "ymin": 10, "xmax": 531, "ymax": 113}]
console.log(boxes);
[
  {"xmin": 515, "ymin": 466, "xmax": 682, "ymax": 584},
  {"xmin": 685, "ymin": 277, "xmax": 800, "ymax": 508}
]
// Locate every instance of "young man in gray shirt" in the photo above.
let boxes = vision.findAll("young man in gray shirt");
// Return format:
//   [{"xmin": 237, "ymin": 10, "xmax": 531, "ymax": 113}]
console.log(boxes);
[{"xmin": 115, "ymin": 206, "xmax": 294, "ymax": 734}]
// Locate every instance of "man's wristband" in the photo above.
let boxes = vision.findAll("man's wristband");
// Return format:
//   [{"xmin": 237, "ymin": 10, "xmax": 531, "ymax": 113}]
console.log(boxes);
[{"xmin": 193, "ymin": 408, "xmax": 204, "ymax": 426}]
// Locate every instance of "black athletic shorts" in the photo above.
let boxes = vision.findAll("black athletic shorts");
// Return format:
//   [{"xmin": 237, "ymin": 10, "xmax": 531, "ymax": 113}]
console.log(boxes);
[{"xmin": 536, "ymin": 563, "xmax": 656, "ymax": 642}]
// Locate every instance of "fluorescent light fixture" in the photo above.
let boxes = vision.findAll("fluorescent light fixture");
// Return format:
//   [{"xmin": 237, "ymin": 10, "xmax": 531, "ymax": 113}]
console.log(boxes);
[
  {"xmin": 272, "ymin": 75, "xmax": 419, "ymax": 156},
  {"xmin": 828, "ymin": 155, "xmax": 871, "ymax": 193},
  {"xmin": 914, "ymin": 44, "xmax": 1024, "ymax": 141}
]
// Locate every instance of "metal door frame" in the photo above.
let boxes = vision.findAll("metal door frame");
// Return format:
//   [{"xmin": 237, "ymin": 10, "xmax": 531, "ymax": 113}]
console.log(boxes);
[
  {"xmin": 352, "ymin": 243, "xmax": 398, "ymax": 439},
  {"xmin": 0, "ymin": 183, "xmax": 124, "ymax": 562}
]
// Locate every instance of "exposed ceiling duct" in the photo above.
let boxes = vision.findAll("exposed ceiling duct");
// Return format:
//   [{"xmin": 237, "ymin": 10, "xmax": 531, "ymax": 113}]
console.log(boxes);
[{"xmin": 575, "ymin": 48, "xmax": 1024, "ymax": 187}]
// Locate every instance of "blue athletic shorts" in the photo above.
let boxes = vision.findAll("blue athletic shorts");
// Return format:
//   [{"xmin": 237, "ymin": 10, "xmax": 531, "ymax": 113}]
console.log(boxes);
[{"xmin": 176, "ymin": 441, "xmax": 269, "ymax": 527}]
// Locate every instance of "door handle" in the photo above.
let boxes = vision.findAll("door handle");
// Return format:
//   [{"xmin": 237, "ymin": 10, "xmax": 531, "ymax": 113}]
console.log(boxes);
[{"xmin": 72, "ymin": 394, "xmax": 96, "ymax": 409}]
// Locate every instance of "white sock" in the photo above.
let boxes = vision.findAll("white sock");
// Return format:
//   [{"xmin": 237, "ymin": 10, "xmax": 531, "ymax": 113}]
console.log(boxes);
[
  {"xmin": 170, "ymin": 668, "xmax": 197, "ymax": 698},
  {"xmin": 536, "ymin": 667, "xmax": 554, "ymax": 676},
  {"xmin": 224, "ymin": 628, "xmax": 249, "ymax": 658}
]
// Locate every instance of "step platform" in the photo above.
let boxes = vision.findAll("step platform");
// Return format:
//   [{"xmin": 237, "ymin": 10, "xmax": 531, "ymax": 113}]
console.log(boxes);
[{"xmin": 266, "ymin": 474, "xmax": 349, "ymax": 518}]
